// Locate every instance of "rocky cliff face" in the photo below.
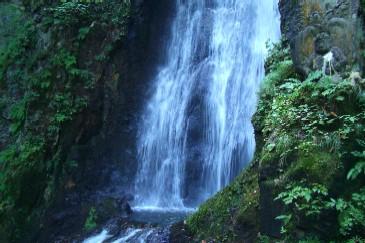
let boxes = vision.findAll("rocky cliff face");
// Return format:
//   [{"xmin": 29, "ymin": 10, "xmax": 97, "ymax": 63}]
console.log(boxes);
[
  {"xmin": 0, "ymin": 0, "xmax": 174, "ymax": 242},
  {"xmin": 38, "ymin": 0, "xmax": 176, "ymax": 241},
  {"xmin": 280, "ymin": 0, "xmax": 363, "ymax": 76}
]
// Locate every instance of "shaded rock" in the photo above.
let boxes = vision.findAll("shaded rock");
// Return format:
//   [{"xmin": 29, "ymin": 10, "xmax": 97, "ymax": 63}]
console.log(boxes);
[
  {"xmin": 314, "ymin": 32, "xmax": 332, "ymax": 54},
  {"xmin": 291, "ymin": 26, "xmax": 319, "ymax": 75},
  {"xmin": 259, "ymin": 181, "xmax": 282, "ymax": 238},
  {"xmin": 169, "ymin": 221, "xmax": 194, "ymax": 243},
  {"xmin": 330, "ymin": 46, "xmax": 347, "ymax": 73},
  {"xmin": 280, "ymin": 0, "xmax": 363, "ymax": 76},
  {"xmin": 97, "ymin": 197, "xmax": 133, "ymax": 223}
]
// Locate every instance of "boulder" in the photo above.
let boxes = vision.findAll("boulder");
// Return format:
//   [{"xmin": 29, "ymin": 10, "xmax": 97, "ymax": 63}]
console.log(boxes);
[{"xmin": 97, "ymin": 196, "xmax": 133, "ymax": 222}]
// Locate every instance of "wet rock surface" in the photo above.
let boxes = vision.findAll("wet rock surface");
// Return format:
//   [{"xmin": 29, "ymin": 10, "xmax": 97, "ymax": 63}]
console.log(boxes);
[
  {"xmin": 63, "ymin": 209, "xmax": 189, "ymax": 243},
  {"xmin": 279, "ymin": 0, "xmax": 363, "ymax": 75}
]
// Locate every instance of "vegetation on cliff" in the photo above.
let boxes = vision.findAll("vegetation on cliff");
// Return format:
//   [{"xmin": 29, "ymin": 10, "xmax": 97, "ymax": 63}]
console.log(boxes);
[
  {"xmin": 187, "ymin": 40, "xmax": 365, "ymax": 242},
  {"xmin": 258, "ymin": 41, "xmax": 365, "ymax": 242},
  {"xmin": 187, "ymin": 164, "xmax": 260, "ymax": 242},
  {"xmin": 0, "ymin": 1, "xmax": 131, "ymax": 241}
]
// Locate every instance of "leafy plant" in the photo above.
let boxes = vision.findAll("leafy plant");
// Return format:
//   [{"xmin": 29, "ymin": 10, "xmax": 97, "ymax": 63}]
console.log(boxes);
[
  {"xmin": 9, "ymin": 98, "xmax": 28, "ymax": 134},
  {"xmin": 48, "ymin": 2, "xmax": 89, "ymax": 26},
  {"xmin": 78, "ymin": 26, "xmax": 91, "ymax": 40},
  {"xmin": 275, "ymin": 183, "xmax": 330, "ymax": 234},
  {"xmin": 84, "ymin": 207, "xmax": 98, "ymax": 231},
  {"xmin": 327, "ymin": 189, "xmax": 365, "ymax": 236},
  {"xmin": 347, "ymin": 150, "xmax": 365, "ymax": 180}
]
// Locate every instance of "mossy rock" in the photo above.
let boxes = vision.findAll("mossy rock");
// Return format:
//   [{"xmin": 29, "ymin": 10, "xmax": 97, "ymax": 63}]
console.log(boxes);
[
  {"xmin": 187, "ymin": 163, "xmax": 259, "ymax": 242},
  {"xmin": 286, "ymin": 148, "xmax": 341, "ymax": 186}
]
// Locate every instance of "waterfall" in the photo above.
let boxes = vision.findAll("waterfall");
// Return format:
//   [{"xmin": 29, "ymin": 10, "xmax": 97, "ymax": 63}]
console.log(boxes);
[{"xmin": 134, "ymin": 0, "xmax": 281, "ymax": 210}]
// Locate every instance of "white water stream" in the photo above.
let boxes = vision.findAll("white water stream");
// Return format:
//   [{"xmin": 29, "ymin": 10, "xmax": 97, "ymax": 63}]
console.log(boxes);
[
  {"xmin": 134, "ymin": 0, "xmax": 281, "ymax": 210},
  {"xmin": 83, "ymin": 0, "xmax": 281, "ymax": 242}
]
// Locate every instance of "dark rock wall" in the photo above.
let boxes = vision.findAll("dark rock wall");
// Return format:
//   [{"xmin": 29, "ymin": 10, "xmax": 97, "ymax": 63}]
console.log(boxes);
[
  {"xmin": 0, "ymin": 0, "xmax": 175, "ymax": 241},
  {"xmin": 38, "ymin": 0, "xmax": 176, "ymax": 241},
  {"xmin": 279, "ymin": 0, "xmax": 363, "ymax": 76}
]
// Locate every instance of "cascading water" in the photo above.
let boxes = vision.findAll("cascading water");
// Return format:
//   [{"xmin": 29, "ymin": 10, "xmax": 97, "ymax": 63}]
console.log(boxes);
[
  {"xmin": 82, "ymin": 1, "xmax": 281, "ymax": 242},
  {"xmin": 134, "ymin": 0, "xmax": 281, "ymax": 210}
]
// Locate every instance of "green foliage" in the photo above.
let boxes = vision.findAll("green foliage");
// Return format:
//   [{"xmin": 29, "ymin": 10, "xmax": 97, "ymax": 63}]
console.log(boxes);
[
  {"xmin": 261, "ymin": 60, "xmax": 297, "ymax": 97},
  {"xmin": 84, "ymin": 207, "xmax": 98, "ymax": 232},
  {"xmin": 0, "ymin": 14, "xmax": 34, "ymax": 85},
  {"xmin": 48, "ymin": 2, "xmax": 90, "ymax": 26},
  {"xmin": 0, "ymin": 0, "xmax": 132, "ymax": 241},
  {"xmin": 276, "ymin": 183, "xmax": 328, "ymax": 210},
  {"xmin": 331, "ymin": 143, "xmax": 365, "ymax": 236},
  {"xmin": 275, "ymin": 183, "xmax": 330, "ymax": 234},
  {"xmin": 188, "ymin": 38, "xmax": 365, "ymax": 243},
  {"xmin": 298, "ymin": 236, "xmax": 322, "ymax": 243},
  {"xmin": 330, "ymin": 190, "xmax": 365, "ymax": 236},
  {"xmin": 9, "ymin": 98, "xmax": 28, "ymax": 134},
  {"xmin": 346, "ymin": 237, "xmax": 365, "ymax": 243},
  {"xmin": 276, "ymin": 183, "xmax": 365, "ymax": 239},
  {"xmin": 265, "ymin": 40, "xmax": 292, "ymax": 73},
  {"xmin": 258, "ymin": 235, "xmax": 272, "ymax": 243},
  {"xmin": 256, "ymin": 40, "xmax": 365, "ymax": 241},
  {"xmin": 78, "ymin": 26, "xmax": 91, "ymax": 40},
  {"xmin": 46, "ymin": 0, "xmax": 131, "ymax": 28},
  {"xmin": 347, "ymin": 148, "xmax": 365, "ymax": 180}
]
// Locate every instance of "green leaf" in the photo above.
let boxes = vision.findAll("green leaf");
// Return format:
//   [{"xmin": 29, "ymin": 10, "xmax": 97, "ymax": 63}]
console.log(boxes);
[{"xmin": 347, "ymin": 162, "xmax": 365, "ymax": 180}]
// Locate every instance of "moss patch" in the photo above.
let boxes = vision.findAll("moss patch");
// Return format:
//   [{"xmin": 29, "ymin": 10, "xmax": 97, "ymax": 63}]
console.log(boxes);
[
  {"xmin": 187, "ymin": 163, "xmax": 259, "ymax": 242},
  {"xmin": 286, "ymin": 149, "xmax": 340, "ymax": 185}
]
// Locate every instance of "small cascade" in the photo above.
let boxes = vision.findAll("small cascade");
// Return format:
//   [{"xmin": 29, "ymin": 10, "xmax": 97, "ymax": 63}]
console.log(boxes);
[
  {"xmin": 83, "ymin": 230, "xmax": 111, "ymax": 243},
  {"xmin": 82, "ymin": 210, "xmax": 187, "ymax": 243},
  {"xmin": 111, "ymin": 228, "xmax": 143, "ymax": 243},
  {"xmin": 323, "ymin": 51, "xmax": 335, "ymax": 75},
  {"xmin": 82, "ymin": 227, "xmax": 166, "ymax": 243}
]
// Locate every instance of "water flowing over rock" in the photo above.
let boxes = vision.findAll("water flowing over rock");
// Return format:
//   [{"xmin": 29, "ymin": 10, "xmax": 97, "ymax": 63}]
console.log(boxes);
[
  {"xmin": 134, "ymin": 0, "xmax": 281, "ymax": 210},
  {"xmin": 83, "ymin": 227, "xmax": 168, "ymax": 243}
]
